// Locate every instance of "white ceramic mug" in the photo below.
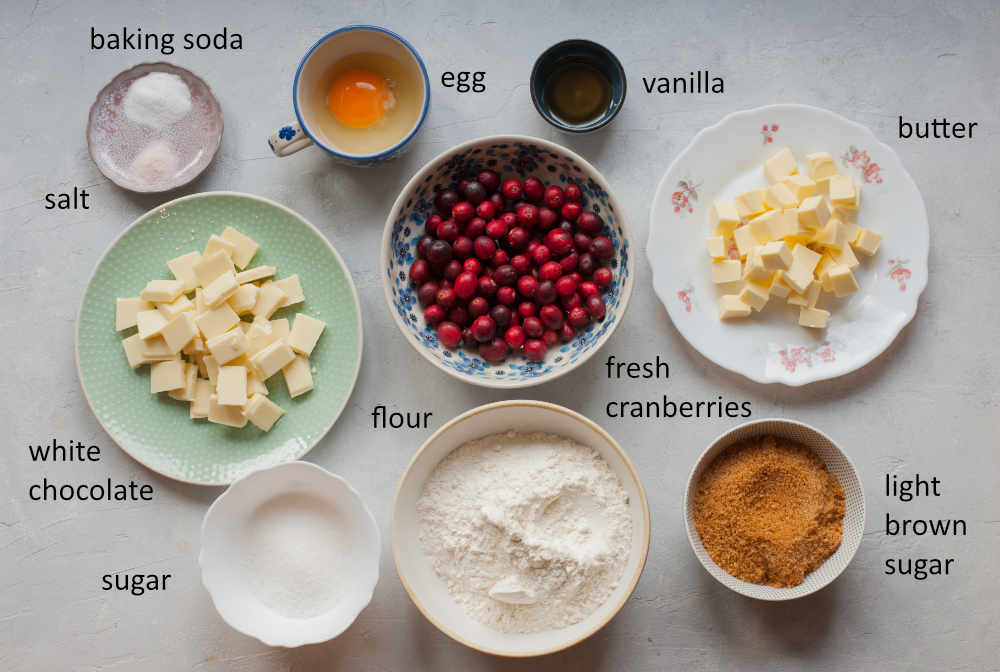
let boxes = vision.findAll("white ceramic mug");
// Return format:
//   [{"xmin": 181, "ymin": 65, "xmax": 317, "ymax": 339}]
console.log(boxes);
[{"xmin": 268, "ymin": 25, "xmax": 430, "ymax": 166}]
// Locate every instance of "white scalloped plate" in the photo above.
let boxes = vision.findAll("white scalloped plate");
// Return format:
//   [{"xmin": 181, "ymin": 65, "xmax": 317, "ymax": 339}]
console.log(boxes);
[{"xmin": 648, "ymin": 104, "xmax": 928, "ymax": 385}]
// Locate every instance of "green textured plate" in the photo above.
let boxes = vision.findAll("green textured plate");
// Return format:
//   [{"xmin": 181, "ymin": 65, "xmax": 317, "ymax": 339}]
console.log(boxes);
[{"xmin": 76, "ymin": 192, "xmax": 363, "ymax": 485}]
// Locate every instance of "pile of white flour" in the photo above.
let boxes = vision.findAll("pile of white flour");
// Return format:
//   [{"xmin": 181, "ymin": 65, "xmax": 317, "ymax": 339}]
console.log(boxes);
[{"xmin": 417, "ymin": 431, "xmax": 632, "ymax": 633}]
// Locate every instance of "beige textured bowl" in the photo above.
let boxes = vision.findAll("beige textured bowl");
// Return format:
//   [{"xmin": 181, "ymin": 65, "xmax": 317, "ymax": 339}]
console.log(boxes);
[
  {"xmin": 684, "ymin": 418, "xmax": 865, "ymax": 600},
  {"xmin": 391, "ymin": 400, "xmax": 650, "ymax": 657}
]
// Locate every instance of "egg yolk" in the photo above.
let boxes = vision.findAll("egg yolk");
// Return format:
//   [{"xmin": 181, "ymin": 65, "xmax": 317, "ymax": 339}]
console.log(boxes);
[{"xmin": 327, "ymin": 69, "xmax": 393, "ymax": 129}]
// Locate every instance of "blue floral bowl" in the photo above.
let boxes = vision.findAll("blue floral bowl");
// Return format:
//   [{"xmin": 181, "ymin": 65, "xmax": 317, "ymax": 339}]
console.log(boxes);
[{"xmin": 381, "ymin": 135, "xmax": 633, "ymax": 388}]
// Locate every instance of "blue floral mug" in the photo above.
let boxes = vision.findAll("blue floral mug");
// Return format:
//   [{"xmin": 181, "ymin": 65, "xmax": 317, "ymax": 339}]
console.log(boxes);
[{"xmin": 268, "ymin": 25, "xmax": 429, "ymax": 166}]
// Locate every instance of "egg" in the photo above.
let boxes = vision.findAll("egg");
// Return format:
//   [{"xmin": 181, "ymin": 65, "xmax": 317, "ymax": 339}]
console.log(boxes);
[{"xmin": 327, "ymin": 69, "xmax": 395, "ymax": 129}]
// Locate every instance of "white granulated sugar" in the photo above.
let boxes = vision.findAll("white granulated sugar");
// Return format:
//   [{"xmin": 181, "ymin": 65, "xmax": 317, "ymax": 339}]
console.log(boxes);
[
  {"xmin": 123, "ymin": 72, "xmax": 192, "ymax": 129},
  {"xmin": 417, "ymin": 431, "xmax": 633, "ymax": 633},
  {"xmin": 240, "ymin": 493, "xmax": 349, "ymax": 619}
]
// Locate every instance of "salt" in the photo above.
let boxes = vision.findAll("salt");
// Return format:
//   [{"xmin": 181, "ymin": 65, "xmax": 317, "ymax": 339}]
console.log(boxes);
[
  {"xmin": 131, "ymin": 141, "xmax": 179, "ymax": 184},
  {"xmin": 123, "ymin": 72, "xmax": 192, "ymax": 129}
]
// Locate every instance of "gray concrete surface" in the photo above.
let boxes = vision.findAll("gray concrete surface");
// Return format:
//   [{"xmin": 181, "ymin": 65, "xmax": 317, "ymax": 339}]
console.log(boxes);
[{"xmin": 2, "ymin": 0, "xmax": 998, "ymax": 669}]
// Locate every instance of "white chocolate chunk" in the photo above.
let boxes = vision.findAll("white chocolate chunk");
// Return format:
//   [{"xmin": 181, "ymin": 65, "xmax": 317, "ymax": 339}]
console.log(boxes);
[
  {"xmin": 136, "ymin": 309, "xmax": 168, "ymax": 340},
  {"xmin": 160, "ymin": 313, "xmax": 199, "ymax": 354},
  {"xmin": 282, "ymin": 355, "xmax": 314, "ymax": 398},
  {"xmin": 195, "ymin": 304, "xmax": 240, "ymax": 340},
  {"xmin": 190, "ymin": 379, "xmax": 213, "ymax": 419},
  {"xmin": 242, "ymin": 394, "xmax": 285, "ymax": 432},
  {"xmin": 216, "ymin": 365, "xmax": 248, "ymax": 406},
  {"xmin": 150, "ymin": 359, "xmax": 186, "ymax": 393},
  {"xmin": 203, "ymin": 234, "xmax": 237, "ymax": 261},
  {"xmin": 121, "ymin": 333, "xmax": 147, "ymax": 368},
  {"xmin": 140, "ymin": 335, "xmax": 176, "ymax": 361},
  {"xmin": 271, "ymin": 275, "xmax": 304, "ymax": 306},
  {"xmin": 168, "ymin": 363, "xmax": 198, "ymax": 401},
  {"xmin": 157, "ymin": 294, "xmax": 194, "ymax": 320},
  {"xmin": 287, "ymin": 314, "xmax": 326, "ymax": 356},
  {"xmin": 193, "ymin": 250, "xmax": 235, "ymax": 286},
  {"xmin": 116, "ymin": 297, "xmax": 152, "ymax": 330},
  {"xmin": 207, "ymin": 394, "xmax": 247, "ymax": 428},
  {"xmin": 205, "ymin": 327, "xmax": 249, "ymax": 365},
  {"xmin": 227, "ymin": 284, "xmax": 259, "ymax": 315},
  {"xmin": 202, "ymin": 270, "xmax": 240, "ymax": 309},
  {"xmin": 140, "ymin": 279, "xmax": 184, "ymax": 303},
  {"xmin": 167, "ymin": 251, "xmax": 202, "ymax": 292},
  {"xmin": 253, "ymin": 283, "xmax": 288, "ymax": 319},
  {"xmin": 220, "ymin": 227, "xmax": 259, "ymax": 269},
  {"xmin": 250, "ymin": 339, "xmax": 296, "ymax": 380},
  {"xmin": 235, "ymin": 266, "xmax": 277, "ymax": 284}
]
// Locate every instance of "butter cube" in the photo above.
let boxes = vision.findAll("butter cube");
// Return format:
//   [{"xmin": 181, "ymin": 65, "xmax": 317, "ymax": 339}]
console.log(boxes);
[
  {"xmin": 712, "ymin": 259, "xmax": 743, "ymax": 284},
  {"xmin": 815, "ymin": 253, "xmax": 837, "ymax": 282},
  {"xmin": 806, "ymin": 152, "xmax": 838, "ymax": 180},
  {"xmin": 157, "ymin": 294, "xmax": 194, "ymax": 321},
  {"xmin": 734, "ymin": 190, "xmax": 769, "ymax": 219},
  {"xmin": 829, "ymin": 175, "xmax": 860, "ymax": 210},
  {"xmin": 764, "ymin": 147, "xmax": 798, "ymax": 184},
  {"xmin": 828, "ymin": 264, "xmax": 860, "ymax": 297},
  {"xmin": 814, "ymin": 176, "xmax": 835, "ymax": 196},
  {"xmin": 718, "ymin": 295, "xmax": 752, "ymax": 319},
  {"xmin": 784, "ymin": 245, "xmax": 822, "ymax": 294},
  {"xmin": 747, "ymin": 213, "xmax": 774, "ymax": 244},
  {"xmin": 227, "ymin": 284, "xmax": 259, "ymax": 315},
  {"xmin": 205, "ymin": 327, "xmax": 249, "ymax": 365},
  {"xmin": 150, "ymin": 359, "xmax": 186, "ymax": 393},
  {"xmin": 742, "ymin": 248, "xmax": 773, "ymax": 285},
  {"xmin": 235, "ymin": 266, "xmax": 277, "ymax": 284},
  {"xmin": 805, "ymin": 281, "xmax": 822, "ymax": 308},
  {"xmin": 207, "ymin": 394, "xmax": 248, "ymax": 428},
  {"xmin": 854, "ymin": 229, "xmax": 882, "ymax": 256},
  {"xmin": 738, "ymin": 281, "xmax": 770, "ymax": 312},
  {"xmin": 732, "ymin": 225, "xmax": 759, "ymax": 258},
  {"xmin": 710, "ymin": 201, "xmax": 742, "ymax": 237},
  {"xmin": 799, "ymin": 306, "xmax": 830, "ymax": 329},
  {"xmin": 160, "ymin": 313, "xmax": 199, "ymax": 354},
  {"xmin": 841, "ymin": 219, "xmax": 861, "ymax": 244},
  {"xmin": 765, "ymin": 182, "xmax": 799, "ymax": 210},
  {"xmin": 272, "ymin": 275, "xmax": 305, "ymax": 306},
  {"xmin": 833, "ymin": 242, "xmax": 860, "ymax": 269},
  {"xmin": 140, "ymin": 279, "xmax": 184, "ymax": 303},
  {"xmin": 250, "ymin": 339, "xmax": 296, "ymax": 380},
  {"xmin": 168, "ymin": 363, "xmax": 198, "ymax": 402},
  {"xmin": 782, "ymin": 174, "xmax": 816, "ymax": 201},
  {"xmin": 705, "ymin": 236, "xmax": 727, "ymax": 259},
  {"xmin": 242, "ymin": 394, "xmax": 285, "ymax": 432},
  {"xmin": 253, "ymin": 283, "xmax": 288, "ymax": 319},
  {"xmin": 195, "ymin": 304, "xmax": 240, "ymax": 340},
  {"xmin": 203, "ymin": 234, "xmax": 237, "ymax": 261},
  {"xmin": 759, "ymin": 241, "xmax": 793, "ymax": 270},
  {"xmin": 815, "ymin": 218, "xmax": 843, "ymax": 251},
  {"xmin": 220, "ymin": 227, "xmax": 260, "ymax": 269},
  {"xmin": 116, "ymin": 297, "xmax": 152, "ymax": 330},
  {"xmin": 136, "ymin": 309, "xmax": 168, "ymax": 340},
  {"xmin": 282, "ymin": 355, "xmax": 314, "ymax": 398},
  {"xmin": 189, "ymin": 379, "xmax": 213, "ymax": 419},
  {"xmin": 216, "ymin": 365, "xmax": 248, "ymax": 406},
  {"xmin": 193, "ymin": 250, "xmax": 235, "ymax": 286},
  {"xmin": 797, "ymin": 195, "xmax": 831, "ymax": 230},
  {"xmin": 288, "ymin": 314, "xmax": 327, "ymax": 356},
  {"xmin": 770, "ymin": 272, "xmax": 792, "ymax": 298},
  {"xmin": 167, "ymin": 251, "xmax": 202, "ymax": 292},
  {"xmin": 202, "ymin": 270, "xmax": 240, "ymax": 309},
  {"xmin": 766, "ymin": 209, "xmax": 804, "ymax": 241}
]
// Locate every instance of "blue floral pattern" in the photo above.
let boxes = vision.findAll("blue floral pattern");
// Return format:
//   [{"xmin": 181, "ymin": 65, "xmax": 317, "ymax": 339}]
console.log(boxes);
[
  {"xmin": 386, "ymin": 140, "xmax": 632, "ymax": 385},
  {"xmin": 278, "ymin": 125, "xmax": 296, "ymax": 140}
]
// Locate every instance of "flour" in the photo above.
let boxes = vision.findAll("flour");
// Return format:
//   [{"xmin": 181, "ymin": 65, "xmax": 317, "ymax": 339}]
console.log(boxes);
[
  {"xmin": 417, "ymin": 431, "xmax": 632, "ymax": 633},
  {"xmin": 123, "ymin": 72, "xmax": 192, "ymax": 129}
]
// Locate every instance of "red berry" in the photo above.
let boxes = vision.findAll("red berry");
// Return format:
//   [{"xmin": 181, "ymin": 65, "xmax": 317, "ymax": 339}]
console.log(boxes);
[
  {"xmin": 493, "ymin": 264, "xmax": 517, "ymax": 286},
  {"xmin": 476, "ymin": 201, "xmax": 495, "ymax": 220},
  {"xmin": 559, "ymin": 322, "xmax": 575, "ymax": 342},
  {"xmin": 523, "ymin": 338, "xmax": 546, "ymax": 362},
  {"xmin": 437, "ymin": 321, "xmax": 462, "ymax": 348},
  {"xmin": 435, "ymin": 189, "xmax": 459, "ymax": 215},
  {"xmin": 488, "ymin": 192, "xmax": 505, "ymax": 212},
  {"xmin": 523, "ymin": 177, "xmax": 545, "ymax": 202},
  {"xmin": 510, "ymin": 254, "xmax": 531, "ymax": 275},
  {"xmin": 578, "ymin": 252, "xmax": 597, "ymax": 276},
  {"xmin": 468, "ymin": 296, "xmax": 490, "ymax": 317},
  {"xmin": 448, "ymin": 306, "xmax": 470, "ymax": 327},
  {"xmin": 539, "ymin": 261, "xmax": 563, "ymax": 282},
  {"xmin": 540, "ymin": 304, "xmax": 564, "ymax": 330},
  {"xmin": 542, "ymin": 329, "xmax": 559, "ymax": 346},
  {"xmin": 531, "ymin": 244, "xmax": 552, "ymax": 266},
  {"xmin": 457, "ymin": 178, "xmax": 471, "ymax": 195},
  {"xmin": 490, "ymin": 304, "xmax": 512, "ymax": 328},
  {"xmin": 544, "ymin": 185, "xmax": 565, "ymax": 208},
  {"xmin": 569, "ymin": 271, "xmax": 583, "ymax": 285},
  {"xmin": 436, "ymin": 219, "xmax": 459, "ymax": 242},
  {"xmin": 417, "ymin": 281, "xmax": 439, "ymax": 306},
  {"xmin": 436, "ymin": 287, "xmax": 457, "ymax": 308},
  {"xmin": 538, "ymin": 207, "xmax": 559, "ymax": 230},
  {"xmin": 535, "ymin": 280, "xmax": 557, "ymax": 305},
  {"xmin": 560, "ymin": 252, "xmax": 579, "ymax": 272},
  {"xmin": 477, "ymin": 275, "xmax": 497, "ymax": 297},
  {"xmin": 424, "ymin": 304, "xmax": 446, "ymax": 326},
  {"xmin": 454, "ymin": 271, "xmax": 478, "ymax": 299},
  {"xmin": 460, "ymin": 181, "xmax": 487, "ymax": 205},
  {"xmin": 417, "ymin": 234, "xmax": 434, "ymax": 259},
  {"xmin": 504, "ymin": 325, "xmax": 526, "ymax": 349},
  {"xmin": 452, "ymin": 236, "xmax": 473, "ymax": 259},
  {"xmin": 409, "ymin": 259, "xmax": 430, "ymax": 284},
  {"xmin": 478, "ymin": 337, "xmax": 509, "ymax": 363},
  {"xmin": 500, "ymin": 211, "xmax": 517, "ymax": 229},
  {"xmin": 574, "ymin": 232, "xmax": 592, "ymax": 252},
  {"xmin": 486, "ymin": 219, "xmax": 508, "ymax": 239},
  {"xmin": 474, "ymin": 235, "xmax": 496, "ymax": 260},
  {"xmin": 462, "ymin": 327, "xmax": 476, "ymax": 346},
  {"xmin": 501, "ymin": 179, "xmax": 522, "ymax": 200},
  {"xmin": 556, "ymin": 275, "xmax": 577, "ymax": 297},
  {"xmin": 586, "ymin": 295, "xmax": 606, "ymax": 319},
  {"xmin": 593, "ymin": 267, "xmax": 613, "ymax": 287},
  {"xmin": 565, "ymin": 183, "xmax": 582, "ymax": 202},
  {"xmin": 492, "ymin": 249, "xmax": 508, "ymax": 267},
  {"xmin": 567, "ymin": 306, "xmax": 590, "ymax": 328},
  {"xmin": 451, "ymin": 202, "xmax": 475, "ymax": 224},
  {"xmin": 590, "ymin": 236, "xmax": 614, "ymax": 259},
  {"xmin": 576, "ymin": 212, "xmax": 603, "ymax": 234},
  {"xmin": 517, "ymin": 204, "xmax": 539, "ymax": 228},
  {"xmin": 426, "ymin": 214, "xmax": 443, "ymax": 236},
  {"xmin": 477, "ymin": 170, "xmax": 500, "ymax": 193},
  {"xmin": 561, "ymin": 292, "xmax": 582, "ymax": 310},
  {"xmin": 517, "ymin": 274, "xmax": 538, "ymax": 298},
  {"xmin": 463, "ymin": 257, "xmax": 482, "ymax": 275},
  {"xmin": 579, "ymin": 281, "xmax": 599, "ymax": 298},
  {"xmin": 522, "ymin": 316, "xmax": 544, "ymax": 338},
  {"xmin": 464, "ymin": 217, "xmax": 486, "ymax": 238},
  {"xmin": 443, "ymin": 260, "xmax": 462, "ymax": 280},
  {"xmin": 517, "ymin": 301, "xmax": 537, "ymax": 318},
  {"xmin": 471, "ymin": 315, "xmax": 496, "ymax": 342},
  {"xmin": 507, "ymin": 227, "xmax": 530, "ymax": 250},
  {"xmin": 496, "ymin": 286, "xmax": 516, "ymax": 305},
  {"xmin": 545, "ymin": 229, "xmax": 574, "ymax": 256},
  {"xmin": 561, "ymin": 202, "xmax": 582, "ymax": 221}
]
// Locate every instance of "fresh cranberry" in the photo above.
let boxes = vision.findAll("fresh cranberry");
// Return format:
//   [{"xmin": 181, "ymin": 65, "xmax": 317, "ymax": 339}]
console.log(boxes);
[
  {"xmin": 438, "ymin": 278, "xmax": 451, "ymax": 289},
  {"xmin": 538, "ymin": 207, "xmax": 559, "ymax": 230},
  {"xmin": 461, "ymin": 181, "xmax": 487, "ymax": 205},
  {"xmin": 560, "ymin": 252, "xmax": 579, "ymax": 272},
  {"xmin": 448, "ymin": 306, "xmax": 470, "ymax": 327},
  {"xmin": 427, "ymin": 240, "xmax": 453, "ymax": 265},
  {"xmin": 451, "ymin": 202, "xmax": 475, "ymax": 225},
  {"xmin": 565, "ymin": 182, "xmax": 582, "ymax": 202},
  {"xmin": 493, "ymin": 264, "xmax": 517, "ymax": 286},
  {"xmin": 501, "ymin": 179, "xmax": 522, "ymax": 200},
  {"xmin": 443, "ymin": 260, "xmax": 462, "ymax": 281},
  {"xmin": 522, "ymin": 177, "xmax": 544, "ymax": 202},
  {"xmin": 465, "ymin": 217, "xmax": 487, "ymax": 238},
  {"xmin": 578, "ymin": 252, "xmax": 597, "ymax": 276},
  {"xmin": 531, "ymin": 244, "xmax": 552, "ymax": 266},
  {"xmin": 540, "ymin": 304, "xmax": 564, "ymax": 330},
  {"xmin": 452, "ymin": 236, "xmax": 473, "ymax": 259},
  {"xmin": 426, "ymin": 214, "xmax": 443, "ymax": 236},
  {"xmin": 576, "ymin": 211, "xmax": 603, "ymax": 234},
  {"xmin": 545, "ymin": 229, "xmax": 574, "ymax": 256},
  {"xmin": 454, "ymin": 271, "xmax": 478, "ymax": 299},
  {"xmin": 559, "ymin": 322, "xmax": 575, "ymax": 342},
  {"xmin": 477, "ymin": 170, "xmax": 500, "ymax": 193},
  {"xmin": 492, "ymin": 249, "xmax": 508, "ymax": 267},
  {"xmin": 586, "ymin": 295, "xmax": 607, "ymax": 319},
  {"xmin": 542, "ymin": 329, "xmax": 559, "ymax": 346},
  {"xmin": 569, "ymin": 272, "xmax": 583, "ymax": 285},
  {"xmin": 475, "ymin": 201, "xmax": 495, "ymax": 220},
  {"xmin": 409, "ymin": 259, "xmax": 430, "ymax": 284},
  {"xmin": 523, "ymin": 338, "xmax": 546, "ymax": 362},
  {"xmin": 504, "ymin": 325, "xmax": 526, "ymax": 349},
  {"xmin": 561, "ymin": 292, "xmax": 582, "ymax": 310},
  {"xmin": 522, "ymin": 316, "xmax": 544, "ymax": 338},
  {"xmin": 457, "ymin": 178, "xmax": 471, "ymax": 194},
  {"xmin": 468, "ymin": 296, "xmax": 490, "ymax": 318},
  {"xmin": 535, "ymin": 280, "xmax": 557, "ymax": 305},
  {"xmin": 500, "ymin": 211, "xmax": 517, "ymax": 228},
  {"xmin": 478, "ymin": 275, "xmax": 498, "ymax": 297},
  {"xmin": 462, "ymin": 327, "xmax": 476, "ymax": 346},
  {"xmin": 593, "ymin": 266, "xmax": 613, "ymax": 287},
  {"xmin": 435, "ymin": 189, "xmax": 459, "ymax": 215},
  {"xmin": 424, "ymin": 304, "xmax": 446, "ymax": 326},
  {"xmin": 561, "ymin": 202, "xmax": 582, "ymax": 222},
  {"xmin": 507, "ymin": 227, "xmax": 530, "ymax": 250},
  {"xmin": 478, "ymin": 337, "xmax": 509, "ymax": 363},
  {"xmin": 517, "ymin": 274, "xmax": 538, "ymax": 298},
  {"xmin": 556, "ymin": 275, "xmax": 577, "ymax": 297},
  {"xmin": 579, "ymin": 281, "xmax": 599, "ymax": 298},
  {"xmin": 509, "ymin": 312, "xmax": 521, "ymax": 327},
  {"xmin": 488, "ymin": 192, "xmax": 505, "ymax": 212},
  {"xmin": 516, "ymin": 204, "xmax": 539, "ymax": 228},
  {"xmin": 436, "ymin": 287, "xmax": 457, "ymax": 308},
  {"xmin": 417, "ymin": 234, "xmax": 434, "ymax": 260},
  {"xmin": 574, "ymin": 232, "xmax": 593, "ymax": 252},
  {"xmin": 590, "ymin": 236, "xmax": 614, "ymax": 259},
  {"xmin": 496, "ymin": 286, "xmax": 516, "ymax": 305},
  {"xmin": 508, "ymin": 254, "xmax": 529, "ymax": 275},
  {"xmin": 474, "ymin": 235, "xmax": 496, "ymax": 260},
  {"xmin": 436, "ymin": 219, "xmax": 460, "ymax": 242},
  {"xmin": 490, "ymin": 304, "xmax": 512, "ymax": 329},
  {"xmin": 539, "ymin": 261, "xmax": 562, "ymax": 282},
  {"xmin": 567, "ymin": 306, "xmax": 590, "ymax": 328},
  {"xmin": 417, "ymin": 281, "xmax": 439, "ymax": 306},
  {"xmin": 559, "ymin": 220, "xmax": 574, "ymax": 232},
  {"xmin": 544, "ymin": 185, "xmax": 565, "ymax": 208},
  {"xmin": 471, "ymin": 315, "xmax": 496, "ymax": 343},
  {"xmin": 437, "ymin": 321, "xmax": 462, "ymax": 348},
  {"xmin": 463, "ymin": 257, "xmax": 482, "ymax": 275},
  {"xmin": 517, "ymin": 301, "xmax": 537, "ymax": 318},
  {"xmin": 485, "ymin": 219, "xmax": 508, "ymax": 240}
]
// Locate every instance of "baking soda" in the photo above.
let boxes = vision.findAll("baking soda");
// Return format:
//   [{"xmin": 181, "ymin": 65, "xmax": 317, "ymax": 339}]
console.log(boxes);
[{"xmin": 123, "ymin": 72, "xmax": 191, "ymax": 128}]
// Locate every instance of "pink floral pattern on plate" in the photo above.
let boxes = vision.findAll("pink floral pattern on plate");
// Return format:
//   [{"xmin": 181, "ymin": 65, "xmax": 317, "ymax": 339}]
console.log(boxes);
[
  {"xmin": 677, "ymin": 284, "xmax": 694, "ymax": 312},
  {"xmin": 761, "ymin": 123, "xmax": 779, "ymax": 144},
  {"xmin": 888, "ymin": 257, "xmax": 910, "ymax": 291},
  {"xmin": 672, "ymin": 180, "xmax": 699, "ymax": 214},
  {"xmin": 842, "ymin": 145, "xmax": 883, "ymax": 184},
  {"xmin": 776, "ymin": 340, "xmax": 838, "ymax": 373}
]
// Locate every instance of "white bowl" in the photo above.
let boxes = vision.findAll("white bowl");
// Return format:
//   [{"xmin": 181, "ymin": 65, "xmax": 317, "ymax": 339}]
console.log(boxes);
[
  {"xmin": 648, "ymin": 104, "xmax": 929, "ymax": 385},
  {"xmin": 684, "ymin": 418, "xmax": 865, "ymax": 600},
  {"xmin": 391, "ymin": 400, "xmax": 650, "ymax": 657},
  {"xmin": 200, "ymin": 461, "xmax": 380, "ymax": 647},
  {"xmin": 381, "ymin": 135, "xmax": 634, "ymax": 389}
]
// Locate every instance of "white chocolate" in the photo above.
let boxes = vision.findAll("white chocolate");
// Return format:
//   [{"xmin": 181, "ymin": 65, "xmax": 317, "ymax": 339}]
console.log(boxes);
[
  {"xmin": 220, "ymin": 227, "xmax": 259, "ymax": 269},
  {"xmin": 282, "ymin": 355, "xmax": 314, "ymax": 398},
  {"xmin": 287, "ymin": 314, "xmax": 326, "ymax": 356},
  {"xmin": 242, "ymin": 394, "xmax": 285, "ymax": 432}
]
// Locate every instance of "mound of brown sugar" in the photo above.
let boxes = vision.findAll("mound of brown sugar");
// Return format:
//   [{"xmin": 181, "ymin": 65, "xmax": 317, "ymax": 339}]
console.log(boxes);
[{"xmin": 693, "ymin": 434, "xmax": 845, "ymax": 588}]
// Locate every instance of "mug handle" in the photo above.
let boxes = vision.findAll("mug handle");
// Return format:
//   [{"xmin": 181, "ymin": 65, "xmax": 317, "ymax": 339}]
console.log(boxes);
[{"xmin": 268, "ymin": 122, "xmax": 313, "ymax": 157}]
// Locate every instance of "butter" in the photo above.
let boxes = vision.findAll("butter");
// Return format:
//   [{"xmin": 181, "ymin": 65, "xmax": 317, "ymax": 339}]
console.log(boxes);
[
  {"xmin": 738, "ymin": 281, "xmax": 770, "ymax": 311},
  {"xmin": 705, "ymin": 236, "xmax": 727, "ymax": 258},
  {"xmin": 806, "ymin": 152, "xmax": 838, "ymax": 180},
  {"xmin": 782, "ymin": 174, "xmax": 816, "ymax": 201},
  {"xmin": 219, "ymin": 227, "xmax": 259, "ymax": 269},
  {"xmin": 828, "ymin": 175, "xmax": 860, "ymax": 210},
  {"xmin": 711, "ymin": 259, "xmax": 742, "ymax": 284},
  {"xmin": 799, "ymin": 306, "xmax": 830, "ymax": 329},
  {"xmin": 828, "ymin": 264, "xmax": 860, "ymax": 297},
  {"xmin": 733, "ymin": 225, "xmax": 759, "ymax": 258},
  {"xmin": 742, "ymin": 248, "xmax": 773, "ymax": 285},
  {"xmin": 758, "ymin": 241, "xmax": 793, "ymax": 271},
  {"xmin": 765, "ymin": 182, "xmax": 799, "ymax": 210},
  {"xmin": 854, "ymin": 229, "xmax": 882, "ymax": 256},
  {"xmin": 770, "ymin": 272, "xmax": 792, "ymax": 298},
  {"xmin": 710, "ymin": 201, "xmax": 742, "ymax": 237},
  {"xmin": 734, "ymin": 190, "xmax": 769, "ymax": 219},
  {"xmin": 763, "ymin": 147, "xmax": 798, "ymax": 184},
  {"xmin": 242, "ymin": 393, "xmax": 285, "ymax": 431},
  {"xmin": 718, "ymin": 295, "xmax": 752, "ymax": 319},
  {"xmin": 796, "ymin": 195, "xmax": 831, "ymax": 231}
]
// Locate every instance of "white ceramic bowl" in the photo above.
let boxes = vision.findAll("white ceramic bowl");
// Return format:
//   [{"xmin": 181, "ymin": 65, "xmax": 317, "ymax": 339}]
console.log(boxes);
[
  {"xmin": 391, "ymin": 400, "xmax": 650, "ymax": 657},
  {"xmin": 684, "ymin": 418, "xmax": 865, "ymax": 600},
  {"xmin": 381, "ymin": 135, "xmax": 634, "ymax": 389},
  {"xmin": 648, "ymin": 104, "xmax": 929, "ymax": 385},
  {"xmin": 200, "ymin": 461, "xmax": 380, "ymax": 647}
]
